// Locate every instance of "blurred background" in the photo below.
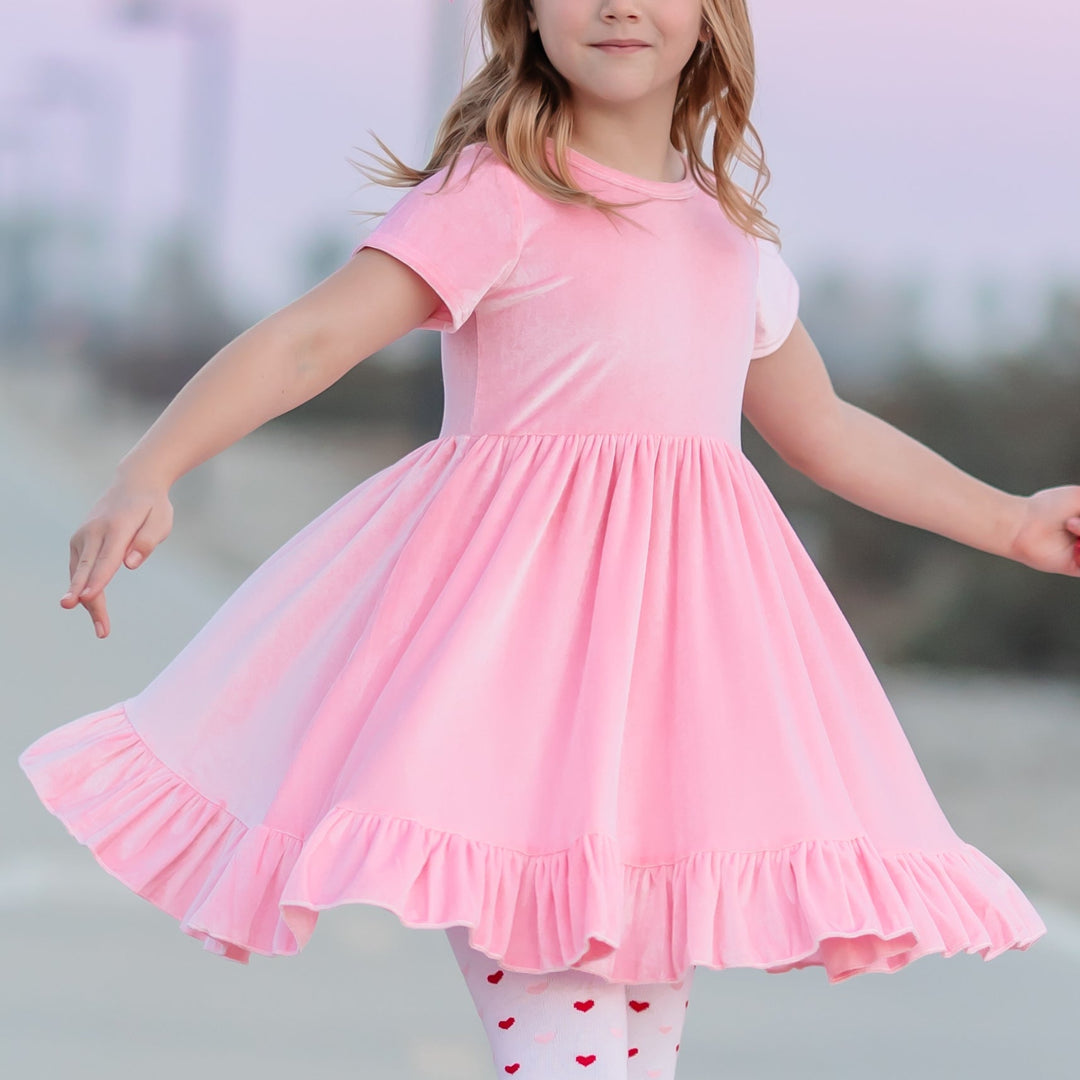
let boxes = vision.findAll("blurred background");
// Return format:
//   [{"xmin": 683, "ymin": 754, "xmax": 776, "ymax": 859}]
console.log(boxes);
[{"xmin": 1, "ymin": 1, "xmax": 1078, "ymax": 1078}]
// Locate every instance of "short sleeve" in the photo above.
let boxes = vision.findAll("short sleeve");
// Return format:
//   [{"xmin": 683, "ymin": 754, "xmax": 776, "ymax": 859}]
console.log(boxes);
[
  {"xmin": 351, "ymin": 143, "xmax": 523, "ymax": 334},
  {"xmin": 751, "ymin": 236, "xmax": 800, "ymax": 358}
]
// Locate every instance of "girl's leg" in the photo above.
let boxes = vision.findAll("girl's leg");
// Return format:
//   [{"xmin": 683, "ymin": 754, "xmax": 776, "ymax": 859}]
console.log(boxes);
[
  {"xmin": 623, "ymin": 967, "xmax": 695, "ymax": 1080},
  {"xmin": 445, "ymin": 924, "xmax": 630, "ymax": 1077}
]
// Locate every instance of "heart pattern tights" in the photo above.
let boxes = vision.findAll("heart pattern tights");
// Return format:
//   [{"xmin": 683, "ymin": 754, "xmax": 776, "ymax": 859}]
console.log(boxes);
[{"xmin": 446, "ymin": 925, "xmax": 695, "ymax": 1078}]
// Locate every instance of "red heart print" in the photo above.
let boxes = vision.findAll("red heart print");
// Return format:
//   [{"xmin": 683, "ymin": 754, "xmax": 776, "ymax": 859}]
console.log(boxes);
[
  {"xmin": 488, "ymin": 970, "xmax": 505, "ymax": 985},
  {"xmin": 628, "ymin": 1048, "xmax": 639, "ymax": 1057},
  {"xmin": 575, "ymin": 1054, "xmax": 597, "ymax": 1067},
  {"xmin": 504, "ymin": 1066, "xmax": 520, "ymax": 1075},
  {"xmin": 628, "ymin": 1000, "xmax": 650, "ymax": 1012},
  {"xmin": 676, "ymin": 1043, "xmax": 680, "ymax": 1052},
  {"xmin": 573, "ymin": 999, "xmax": 595, "ymax": 1012},
  {"xmin": 498, "ymin": 1017, "xmax": 515, "ymax": 1030}
]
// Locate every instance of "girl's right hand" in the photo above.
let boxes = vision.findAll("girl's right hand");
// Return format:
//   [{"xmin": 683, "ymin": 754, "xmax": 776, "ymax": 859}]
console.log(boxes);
[{"xmin": 60, "ymin": 475, "xmax": 175, "ymax": 639}]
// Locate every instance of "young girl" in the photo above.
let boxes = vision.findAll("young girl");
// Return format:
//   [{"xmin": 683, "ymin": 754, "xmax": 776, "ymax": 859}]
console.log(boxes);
[{"xmin": 19, "ymin": 1, "xmax": 1080, "ymax": 1076}]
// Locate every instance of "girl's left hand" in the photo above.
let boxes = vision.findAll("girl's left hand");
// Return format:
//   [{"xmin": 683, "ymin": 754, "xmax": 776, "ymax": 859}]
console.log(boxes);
[{"xmin": 1007, "ymin": 486, "xmax": 1080, "ymax": 575}]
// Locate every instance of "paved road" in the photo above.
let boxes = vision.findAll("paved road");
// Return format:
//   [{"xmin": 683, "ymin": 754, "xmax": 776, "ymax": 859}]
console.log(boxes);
[{"xmin": 2, "ymin": 401, "xmax": 1079, "ymax": 1079}]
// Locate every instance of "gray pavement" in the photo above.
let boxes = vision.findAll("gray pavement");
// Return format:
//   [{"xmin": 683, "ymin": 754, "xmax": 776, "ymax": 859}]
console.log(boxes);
[{"xmin": 3, "ymin": 361, "xmax": 1080, "ymax": 1078}]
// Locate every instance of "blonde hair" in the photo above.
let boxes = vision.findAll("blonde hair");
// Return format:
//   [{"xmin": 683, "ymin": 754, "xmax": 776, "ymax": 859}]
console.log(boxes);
[{"xmin": 350, "ymin": 0, "xmax": 781, "ymax": 245}]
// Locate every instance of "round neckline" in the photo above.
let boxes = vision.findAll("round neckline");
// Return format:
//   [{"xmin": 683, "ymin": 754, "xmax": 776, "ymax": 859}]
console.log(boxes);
[{"xmin": 547, "ymin": 139, "xmax": 697, "ymax": 200}]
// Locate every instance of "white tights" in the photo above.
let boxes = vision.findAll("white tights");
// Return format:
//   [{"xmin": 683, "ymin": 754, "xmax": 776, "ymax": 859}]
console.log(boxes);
[{"xmin": 445, "ymin": 925, "xmax": 694, "ymax": 1079}]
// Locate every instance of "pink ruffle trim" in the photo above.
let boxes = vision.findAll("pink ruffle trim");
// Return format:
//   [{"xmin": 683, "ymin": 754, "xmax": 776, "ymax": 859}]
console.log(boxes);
[{"xmin": 18, "ymin": 703, "xmax": 1046, "ymax": 983}]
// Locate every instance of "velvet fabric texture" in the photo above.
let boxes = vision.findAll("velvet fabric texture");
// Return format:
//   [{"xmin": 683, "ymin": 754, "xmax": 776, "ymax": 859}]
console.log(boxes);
[{"xmin": 18, "ymin": 140, "xmax": 1046, "ymax": 984}]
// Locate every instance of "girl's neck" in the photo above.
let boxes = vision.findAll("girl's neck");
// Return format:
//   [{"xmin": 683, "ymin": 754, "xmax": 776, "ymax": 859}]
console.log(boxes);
[{"xmin": 563, "ymin": 119, "xmax": 685, "ymax": 185}]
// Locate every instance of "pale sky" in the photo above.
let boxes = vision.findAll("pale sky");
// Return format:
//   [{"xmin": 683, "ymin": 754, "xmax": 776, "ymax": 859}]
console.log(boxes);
[{"xmin": 2, "ymin": 0, "xmax": 1078, "ymax": 348}]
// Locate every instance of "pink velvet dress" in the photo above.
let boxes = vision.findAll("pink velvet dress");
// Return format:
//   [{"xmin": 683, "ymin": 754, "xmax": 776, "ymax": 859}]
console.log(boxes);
[{"xmin": 17, "ymin": 139, "xmax": 1046, "ymax": 984}]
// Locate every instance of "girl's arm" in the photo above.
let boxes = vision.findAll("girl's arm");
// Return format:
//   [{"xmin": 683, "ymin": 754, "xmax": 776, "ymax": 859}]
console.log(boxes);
[
  {"xmin": 742, "ymin": 320, "xmax": 1080, "ymax": 574},
  {"xmin": 115, "ymin": 248, "xmax": 441, "ymax": 489},
  {"xmin": 66, "ymin": 247, "xmax": 443, "ymax": 637}
]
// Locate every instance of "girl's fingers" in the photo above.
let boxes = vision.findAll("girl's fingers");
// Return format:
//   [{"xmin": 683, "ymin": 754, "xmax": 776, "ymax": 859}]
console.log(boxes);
[
  {"xmin": 66, "ymin": 530, "xmax": 105, "ymax": 603},
  {"xmin": 82, "ymin": 593, "xmax": 110, "ymax": 638},
  {"xmin": 124, "ymin": 504, "xmax": 173, "ymax": 570},
  {"xmin": 61, "ymin": 486, "xmax": 172, "ymax": 623},
  {"xmin": 77, "ymin": 529, "xmax": 134, "ymax": 602}
]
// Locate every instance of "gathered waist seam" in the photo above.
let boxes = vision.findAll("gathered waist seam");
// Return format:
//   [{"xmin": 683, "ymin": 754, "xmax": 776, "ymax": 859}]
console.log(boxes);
[{"xmin": 439, "ymin": 430, "xmax": 735, "ymax": 443}]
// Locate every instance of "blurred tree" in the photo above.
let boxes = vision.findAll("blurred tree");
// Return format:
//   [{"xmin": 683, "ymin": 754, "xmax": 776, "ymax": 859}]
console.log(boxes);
[
  {"xmin": 290, "ymin": 334, "xmax": 444, "ymax": 444},
  {"xmin": 86, "ymin": 221, "xmax": 239, "ymax": 398},
  {"xmin": 0, "ymin": 211, "xmax": 53, "ymax": 347},
  {"xmin": 1042, "ymin": 282, "xmax": 1080, "ymax": 371}
]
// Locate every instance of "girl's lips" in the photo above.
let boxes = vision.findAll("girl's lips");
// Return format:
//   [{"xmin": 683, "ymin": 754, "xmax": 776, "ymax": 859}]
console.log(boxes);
[{"xmin": 592, "ymin": 44, "xmax": 649, "ymax": 53}]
